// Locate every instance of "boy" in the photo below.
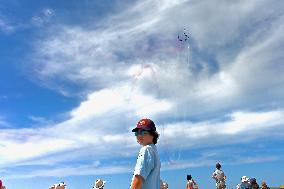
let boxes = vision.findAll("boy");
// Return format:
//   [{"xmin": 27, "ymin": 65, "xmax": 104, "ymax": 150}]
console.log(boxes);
[{"xmin": 130, "ymin": 118, "xmax": 161, "ymax": 189}]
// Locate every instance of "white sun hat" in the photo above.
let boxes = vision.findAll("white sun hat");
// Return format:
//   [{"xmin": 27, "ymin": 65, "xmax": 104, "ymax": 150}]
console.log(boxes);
[{"xmin": 241, "ymin": 176, "xmax": 249, "ymax": 183}]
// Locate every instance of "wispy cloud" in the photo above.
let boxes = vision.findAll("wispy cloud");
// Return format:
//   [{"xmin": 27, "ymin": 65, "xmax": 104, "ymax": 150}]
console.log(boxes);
[
  {"xmin": 4, "ymin": 163, "xmax": 132, "ymax": 179},
  {"xmin": 3, "ymin": 152, "xmax": 279, "ymax": 179},
  {"xmin": 0, "ymin": 8, "xmax": 55, "ymax": 34},
  {"xmin": 0, "ymin": 95, "xmax": 8, "ymax": 101},
  {"xmin": 0, "ymin": 115, "xmax": 12, "ymax": 128},
  {"xmin": 0, "ymin": 17, "xmax": 14, "ymax": 33},
  {"xmin": 29, "ymin": 115, "xmax": 54, "ymax": 126},
  {"xmin": 31, "ymin": 8, "xmax": 55, "ymax": 26},
  {"xmin": 161, "ymin": 155, "xmax": 280, "ymax": 171}
]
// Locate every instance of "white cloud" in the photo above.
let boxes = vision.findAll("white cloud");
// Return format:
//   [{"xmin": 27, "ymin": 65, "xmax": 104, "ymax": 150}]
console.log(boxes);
[
  {"xmin": 70, "ymin": 82, "xmax": 173, "ymax": 121},
  {"xmin": 0, "ymin": 128, "xmax": 76, "ymax": 163},
  {"xmin": 1, "ymin": 106, "xmax": 284, "ymax": 173},
  {"xmin": 0, "ymin": 83, "xmax": 172, "ymax": 167},
  {"xmin": 158, "ymin": 110, "xmax": 284, "ymax": 149},
  {"xmin": 28, "ymin": 0, "xmax": 284, "ymax": 113}
]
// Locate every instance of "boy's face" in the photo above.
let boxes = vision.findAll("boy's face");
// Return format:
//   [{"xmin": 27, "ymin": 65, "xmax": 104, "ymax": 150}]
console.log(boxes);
[{"xmin": 135, "ymin": 129, "xmax": 154, "ymax": 146}]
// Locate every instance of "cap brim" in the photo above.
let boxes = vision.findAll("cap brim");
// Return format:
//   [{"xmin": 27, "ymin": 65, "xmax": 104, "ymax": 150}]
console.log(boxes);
[
  {"xmin": 132, "ymin": 127, "xmax": 154, "ymax": 132},
  {"xmin": 132, "ymin": 128, "xmax": 139, "ymax": 132}
]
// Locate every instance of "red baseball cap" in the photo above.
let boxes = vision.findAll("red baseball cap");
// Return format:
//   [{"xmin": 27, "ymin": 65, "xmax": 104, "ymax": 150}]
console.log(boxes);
[{"xmin": 132, "ymin": 118, "xmax": 156, "ymax": 132}]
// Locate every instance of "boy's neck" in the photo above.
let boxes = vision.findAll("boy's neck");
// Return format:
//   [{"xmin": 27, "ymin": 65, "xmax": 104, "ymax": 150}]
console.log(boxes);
[{"xmin": 143, "ymin": 142, "xmax": 154, "ymax": 146}]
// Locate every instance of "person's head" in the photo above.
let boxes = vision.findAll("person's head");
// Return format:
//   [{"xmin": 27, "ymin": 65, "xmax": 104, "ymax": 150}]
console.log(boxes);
[
  {"xmin": 57, "ymin": 182, "xmax": 66, "ymax": 189},
  {"xmin": 241, "ymin": 176, "xmax": 249, "ymax": 183},
  {"xmin": 187, "ymin": 174, "xmax": 192, "ymax": 180},
  {"xmin": 261, "ymin": 182, "xmax": 267, "ymax": 187},
  {"xmin": 216, "ymin": 162, "xmax": 221, "ymax": 170},
  {"xmin": 132, "ymin": 118, "xmax": 159, "ymax": 145},
  {"xmin": 49, "ymin": 182, "xmax": 66, "ymax": 189},
  {"xmin": 250, "ymin": 178, "xmax": 256, "ymax": 185},
  {"xmin": 93, "ymin": 179, "xmax": 105, "ymax": 189}
]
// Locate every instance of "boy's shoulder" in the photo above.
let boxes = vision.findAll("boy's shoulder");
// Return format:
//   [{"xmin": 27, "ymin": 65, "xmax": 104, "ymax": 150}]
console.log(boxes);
[
  {"xmin": 139, "ymin": 144, "xmax": 156, "ymax": 154},
  {"xmin": 141, "ymin": 144, "xmax": 152, "ymax": 151}
]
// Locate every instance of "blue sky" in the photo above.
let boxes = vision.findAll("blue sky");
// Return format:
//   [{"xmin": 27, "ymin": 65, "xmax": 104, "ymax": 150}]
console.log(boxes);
[{"xmin": 1, "ymin": 0, "xmax": 284, "ymax": 189}]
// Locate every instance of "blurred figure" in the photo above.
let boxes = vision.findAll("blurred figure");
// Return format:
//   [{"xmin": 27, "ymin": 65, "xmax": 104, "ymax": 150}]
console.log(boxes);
[
  {"xmin": 186, "ymin": 175, "xmax": 199, "ymax": 189},
  {"xmin": 240, "ymin": 176, "xmax": 251, "ymax": 189},
  {"xmin": 236, "ymin": 184, "xmax": 241, "ymax": 189},
  {"xmin": 160, "ymin": 180, "xmax": 168, "ymax": 189},
  {"xmin": 260, "ymin": 182, "xmax": 270, "ymax": 189},
  {"xmin": 93, "ymin": 179, "xmax": 106, "ymax": 189},
  {"xmin": 49, "ymin": 182, "xmax": 66, "ymax": 189},
  {"xmin": 0, "ymin": 179, "xmax": 7, "ymax": 189},
  {"xmin": 212, "ymin": 163, "xmax": 226, "ymax": 189},
  {"xmin": 249, "ymin": 178, "xmax": 259, "ymax": 189}
]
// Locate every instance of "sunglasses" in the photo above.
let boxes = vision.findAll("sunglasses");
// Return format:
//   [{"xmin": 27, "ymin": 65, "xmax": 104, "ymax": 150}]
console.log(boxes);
[{"xmin": 134, "ymin": 130, "xmax": 151, "ymax": 136}]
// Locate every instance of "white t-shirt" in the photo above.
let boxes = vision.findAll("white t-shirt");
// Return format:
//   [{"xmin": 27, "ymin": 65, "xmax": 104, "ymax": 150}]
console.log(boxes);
[{"xmin": 212, "ymin": 169, "xmax": 225, "ymax": 182}]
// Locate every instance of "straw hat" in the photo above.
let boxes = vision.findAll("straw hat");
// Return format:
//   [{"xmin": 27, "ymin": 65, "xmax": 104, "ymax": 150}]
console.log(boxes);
[{"xmin": 94, "ymin": 179, "xmax": 106, "ymax": 189}]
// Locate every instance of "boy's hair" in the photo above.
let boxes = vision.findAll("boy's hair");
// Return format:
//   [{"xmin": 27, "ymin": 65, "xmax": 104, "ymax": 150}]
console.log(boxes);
[{"xmin": 149, "ymin": 131, "xmax": 159, "ymax": 144}]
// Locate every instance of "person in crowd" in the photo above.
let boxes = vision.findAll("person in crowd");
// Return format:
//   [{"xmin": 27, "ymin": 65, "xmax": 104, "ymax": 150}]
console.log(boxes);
[
  {"xmin": 160, "ymin": 180, "xmax": 168, "ymax": 189},
  {"xmin": 186, "ymin": 175, "xmax": 199, "ymax": 189},
  {"xmin": 260, "ymin": 181, "xmax": 270, "ymax": 189},
  {"xmin": 130, "ymin": 118, "xmax": 161, "ymax": 189},
  {"xmin": 212, "ymin": 162, "xmax": 227, "ymax": 189},
  {"xmin": 93, "ymin": 179, "xmax": 106, "ymax": 189},
  {"xmin": 240, "ymin": 176, "xmax": 251, "ymax": 189},
  {"xmin": 49, "ymin": 182, "xmax": 66, "ymax": 189},
  {"xmin": 249, "ymin": 178, "xmax": 259, "ymax": 189},
  {"xmin": 0, "ymin": 179, "xmax": 6, "ymax": 189}
]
